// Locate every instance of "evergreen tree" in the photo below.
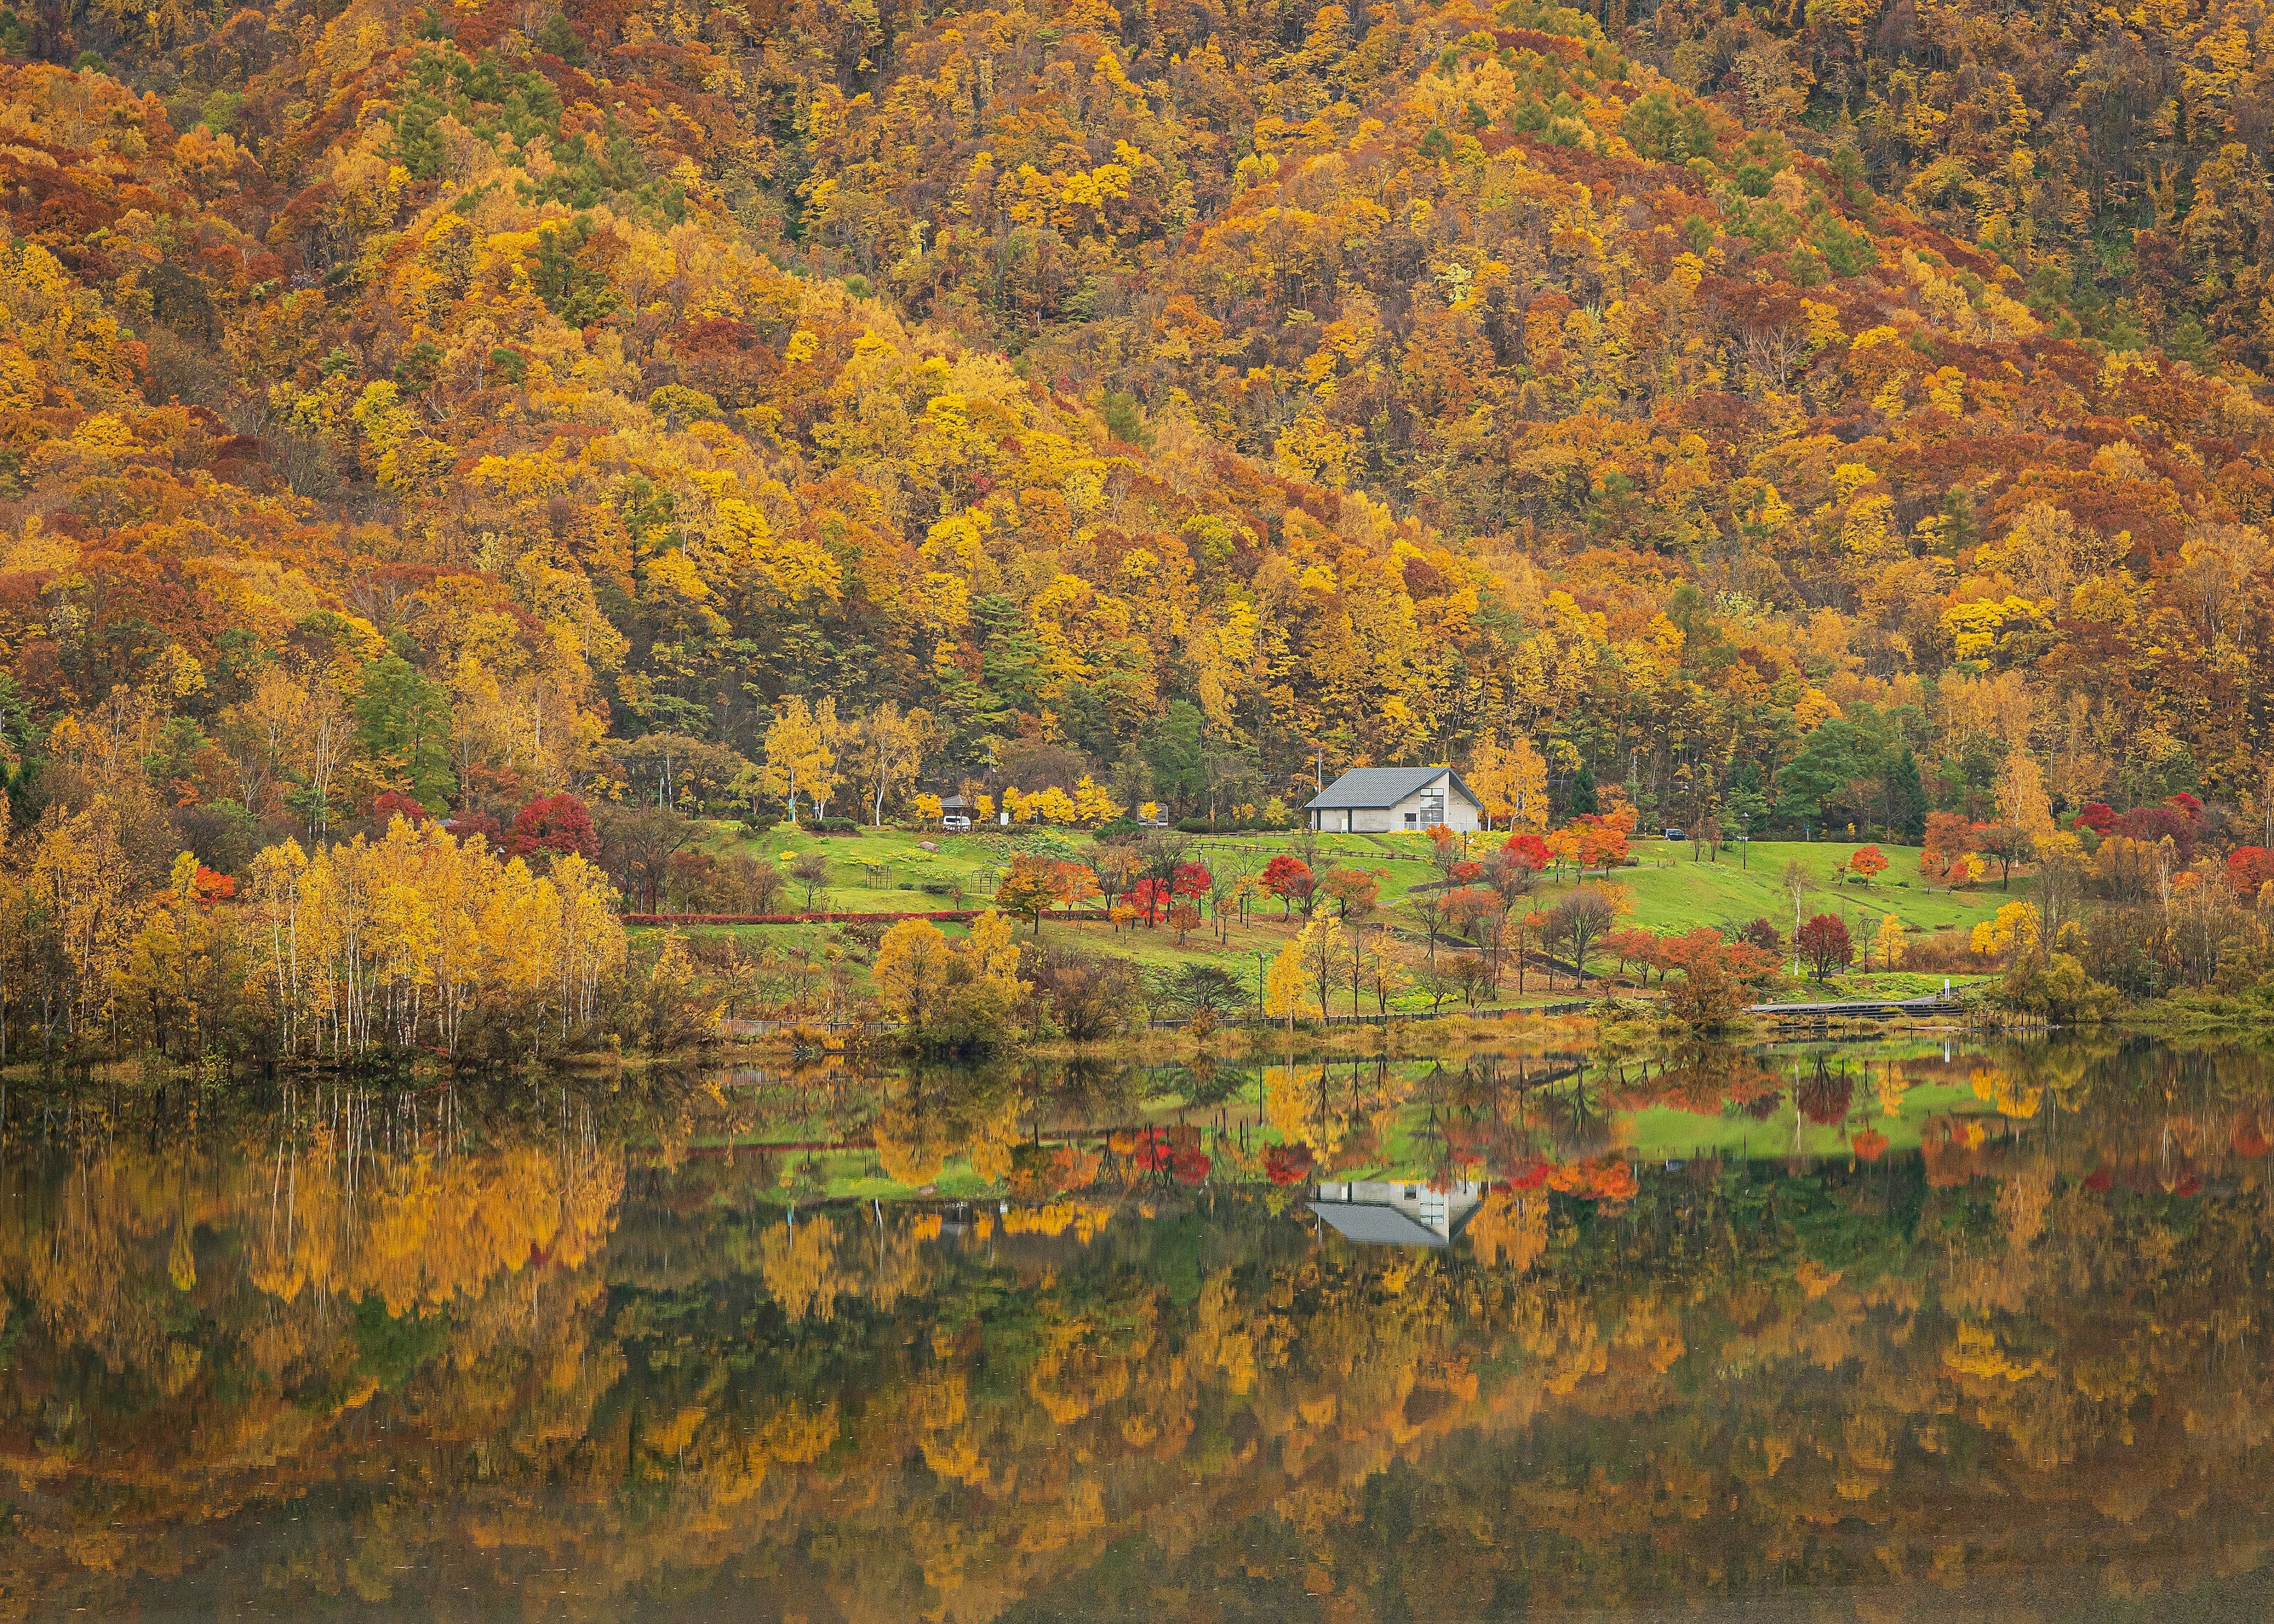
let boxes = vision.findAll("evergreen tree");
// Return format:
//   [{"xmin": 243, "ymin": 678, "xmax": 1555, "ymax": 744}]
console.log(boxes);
[
  {"xmin": 1568, "ymin": 761, "xmax": 1599, "ymax": 816},
  {"xmin": 353, "ymin": 652, "xmax": 456, "ymax": 813},
  {"xmin": 1888, "ymin": 747, "xmax": 1928, "ymax": 842}
]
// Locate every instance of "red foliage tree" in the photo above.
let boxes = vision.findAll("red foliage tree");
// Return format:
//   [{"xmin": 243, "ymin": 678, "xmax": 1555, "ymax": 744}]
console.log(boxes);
[
  {"xmin": 2229, "ymin": 847, "xmax": 2274, "ymax": 898},
  {"xmin": 1658, "ymin": 927, "xmax": 1778, "ymax": 1031},
  {"xmin": 369, "ymin": 789, "xmax": 429, "ymax": 825},
  {"xmin": 1501, "ymin": 832, "xmax": 1551, "ymax": 872},
  {"xmin": 1261, "ymin": 854, "xmax": 1316, "ymax": 916},
  {"xmin": 1263, "ymin": 1143, "xmax": 1314, "ymax": 1185},
  {"xmin": 510, "ymin": 793, "xmax": 601, "ymax": 860},
  {"xmin": 448, "ymin": 811, "xmax": 504, "ymax": 851},
  {"xmin": 2111, "ymin": 803, "xmax": 2197, "ymax": 861},
  {"xmin": 1796, "ymin": 913, "xmax": 1854, "ymax": 981},
  {"xmin": 1968, "ymin": 822, "xmax": 2031, "ymax": 887}
]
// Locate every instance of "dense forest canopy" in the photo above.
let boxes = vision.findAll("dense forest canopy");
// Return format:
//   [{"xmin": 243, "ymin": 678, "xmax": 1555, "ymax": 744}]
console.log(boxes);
[{"xmin": 0, "ymin": 0, "xmax": 2271, "ymax": 864}]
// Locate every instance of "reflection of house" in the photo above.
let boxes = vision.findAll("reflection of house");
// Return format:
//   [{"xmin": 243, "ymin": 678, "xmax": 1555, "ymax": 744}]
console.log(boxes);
[
  {"xmin": 1309, "ymin": 1180, "xmax": 1483, "ymax": 1247},
  {"xmin": 1305, "ymin": 766, "xmax": 1482, "ymax": 834}
]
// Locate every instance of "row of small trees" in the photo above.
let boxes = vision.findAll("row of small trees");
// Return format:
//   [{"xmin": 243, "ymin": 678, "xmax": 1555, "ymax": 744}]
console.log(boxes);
[{"xmin": 0, "ymin": 803, "xmax": 646, "ymax": 1065}]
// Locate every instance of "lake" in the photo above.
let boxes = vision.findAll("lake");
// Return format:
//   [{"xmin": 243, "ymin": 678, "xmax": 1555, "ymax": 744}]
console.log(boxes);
[{"xmin": 1, "ymin": 1035, "xmax": 2272, "ymax": 1620}]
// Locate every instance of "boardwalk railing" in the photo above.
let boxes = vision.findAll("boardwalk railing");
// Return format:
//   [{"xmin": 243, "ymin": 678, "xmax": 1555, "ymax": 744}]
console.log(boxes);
[{"xmin": 1747, "ymin": 994, "xmax": 1967, "ymax": 1023}]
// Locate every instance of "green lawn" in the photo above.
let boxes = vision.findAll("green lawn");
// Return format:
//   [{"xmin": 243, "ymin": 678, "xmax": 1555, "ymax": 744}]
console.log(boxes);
[
  {"xmin": 1558, "ymin": 838, "xmax": 2024, "ymax": 940},
  {"xmin": 695, "ymin": 826, "xmax": 2022, "ymax": 933},
  {"xmin": 697, "ymin": 822, "xmax": 1023, "ymax": 913}
]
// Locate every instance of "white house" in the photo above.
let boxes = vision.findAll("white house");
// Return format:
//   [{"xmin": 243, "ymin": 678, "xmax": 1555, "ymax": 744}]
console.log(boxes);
[
  {"xmin": 1304, "ymin": 766, "xmax": 1482, "ymax": 834},
  {"xmin": 1309, "ymin": 1180, "xmax": 1485, "ymax": 1248}
]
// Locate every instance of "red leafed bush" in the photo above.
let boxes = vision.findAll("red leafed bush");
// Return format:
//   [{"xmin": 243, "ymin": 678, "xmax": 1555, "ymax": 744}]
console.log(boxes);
[
  {"xmin": 1264, "ymin": 1143, "xmax": 1314, "ymax": 1185},
  {"xmin": 369, "ymin": 789, "xmax": 428, "ymax": 824},
  {"xmin": 1505, "ymin": 1158, "xmax": 1550, "ymax": 1191}
]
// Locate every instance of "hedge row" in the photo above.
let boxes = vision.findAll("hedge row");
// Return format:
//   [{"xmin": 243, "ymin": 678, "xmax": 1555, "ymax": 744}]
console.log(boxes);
[{"xmin": 622, "ymin": 910, "xmax": 979, "ymax": 925}]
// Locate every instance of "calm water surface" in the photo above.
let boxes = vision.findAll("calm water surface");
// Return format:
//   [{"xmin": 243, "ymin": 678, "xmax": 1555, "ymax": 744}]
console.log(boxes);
[{"xmin": 2, "ymin": 1036, "xmax": 2272, "ymax": 1620}]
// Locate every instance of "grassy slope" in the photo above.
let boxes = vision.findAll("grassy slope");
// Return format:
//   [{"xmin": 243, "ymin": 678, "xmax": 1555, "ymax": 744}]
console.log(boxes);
[
  {"xmin": 1596, "ymin": 840, "xmax": 2020, "ymax": 936},
  {"xmin": 653, "ymin": 825, "xmax": 2030, "ymax": 1009}
]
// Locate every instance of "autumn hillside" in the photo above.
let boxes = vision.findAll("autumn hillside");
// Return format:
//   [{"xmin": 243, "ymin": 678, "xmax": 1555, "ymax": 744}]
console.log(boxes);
[{"xmin": 0, "ymin": 0, "xmax": 2272, "ymax": 1053}]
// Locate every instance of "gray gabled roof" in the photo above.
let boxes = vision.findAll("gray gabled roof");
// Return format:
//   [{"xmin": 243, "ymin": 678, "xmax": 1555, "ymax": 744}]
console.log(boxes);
[
  {"xmin": 1309, "ymin": 1194, "xmax": 1480, "ymax": 1249},
  {"xmin": 1305, "ymin": 765, "xmax": 1479, "ymax": 811},
  {"xmin": 1311, "ymin": 1201, "xmax": 1453, "ymax": 1247}
]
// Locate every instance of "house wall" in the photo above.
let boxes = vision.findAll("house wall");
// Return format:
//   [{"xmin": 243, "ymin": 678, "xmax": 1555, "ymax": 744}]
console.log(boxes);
[
  {"xmin": 1308, "ymin": 776, "xmax": 1482, "ymax": 833},
  {"xmin": 1383, "ymin": 779, "xmax": 1479, "ymax": 833}
]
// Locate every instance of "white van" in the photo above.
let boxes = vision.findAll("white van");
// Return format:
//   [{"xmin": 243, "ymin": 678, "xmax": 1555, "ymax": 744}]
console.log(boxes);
[{"xmin": 940, "ymin": 814, "xmax": 972, "ymax": 832}]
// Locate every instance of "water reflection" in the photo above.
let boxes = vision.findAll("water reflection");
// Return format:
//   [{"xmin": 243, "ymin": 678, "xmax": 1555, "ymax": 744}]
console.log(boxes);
[{"xmin": 1, "ymin": 1038, "xmax": 2273, "ymax": 1617}]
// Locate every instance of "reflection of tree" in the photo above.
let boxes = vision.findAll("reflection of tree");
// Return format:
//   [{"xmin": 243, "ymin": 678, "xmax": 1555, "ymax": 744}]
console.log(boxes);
[
  {"xmin": 1796, "ymin": 1056, "xmax": 1856, "ymax": 1126},
  {"xmin": 7, "ymin": 1043, "xmax": 2274, "ymax": 1617},
  {"xmin": 759, "ymin": 1210, "xmax": 841, "ymax": 1323},
  {"xmin": 1602, "ymin": 1043, "xmax": 1782, "ymax": 1116}
]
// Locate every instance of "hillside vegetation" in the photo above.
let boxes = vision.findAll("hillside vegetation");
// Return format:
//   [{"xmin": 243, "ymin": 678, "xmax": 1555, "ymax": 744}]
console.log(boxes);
[{"xmin": 0, "ymin": 0, "xmax": 2270, "ymax": 1055}]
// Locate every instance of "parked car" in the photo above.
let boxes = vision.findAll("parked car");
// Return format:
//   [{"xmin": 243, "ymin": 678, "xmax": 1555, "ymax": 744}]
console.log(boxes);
[
  {"xmin": 941, "ymin": 815, "xmax": 972, "ymax": 832},
  {"xmin": 1662, "ymin": 827, "xmax": 1684, "ymax": 841}
]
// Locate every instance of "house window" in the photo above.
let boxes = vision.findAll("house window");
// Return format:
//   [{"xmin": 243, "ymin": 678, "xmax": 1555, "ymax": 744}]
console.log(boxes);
[
  {"xmin": 1403, "ymin": 812, "xmax": 1418, "ymax": 828},
  {"xmin": 1419, "ymin": 790, "xmax": 1445, "ymax": 827}
]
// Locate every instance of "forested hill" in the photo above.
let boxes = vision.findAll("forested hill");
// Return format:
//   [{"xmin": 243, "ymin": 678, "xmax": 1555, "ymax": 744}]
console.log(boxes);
[{"xmin": 0, "ymin": 0, "xmax": 2269, "ymax": 863}]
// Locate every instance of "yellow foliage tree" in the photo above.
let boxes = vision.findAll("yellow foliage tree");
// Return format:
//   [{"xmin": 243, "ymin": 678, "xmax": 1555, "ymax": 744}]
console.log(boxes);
[
  {"xmin": 763, "ymin": 696, "xmax": 843, "ymax": 824},
  {"xmin": 1970, "ymin": 901, "xmax": 2042, "ymax": 961}
]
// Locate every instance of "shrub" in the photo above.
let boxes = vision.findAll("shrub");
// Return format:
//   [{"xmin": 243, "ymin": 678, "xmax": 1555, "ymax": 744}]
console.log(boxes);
[
  {"xmin": 663, "ymin": 850, "xmax": 786, "ymax": 914},
  {"xmin": 1894, "ymin": 928, "xmax": 1976, "ymax": 972},
  {"xmin": 1026, "ymin": 947, "xmax": 1144, "ymax": 1040}
]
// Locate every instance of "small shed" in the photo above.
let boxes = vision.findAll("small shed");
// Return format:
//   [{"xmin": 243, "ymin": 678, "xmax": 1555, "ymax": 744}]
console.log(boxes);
[{"xmin": 1304, "ymin": 766, "xmax": 1481, "ymax": 834}]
